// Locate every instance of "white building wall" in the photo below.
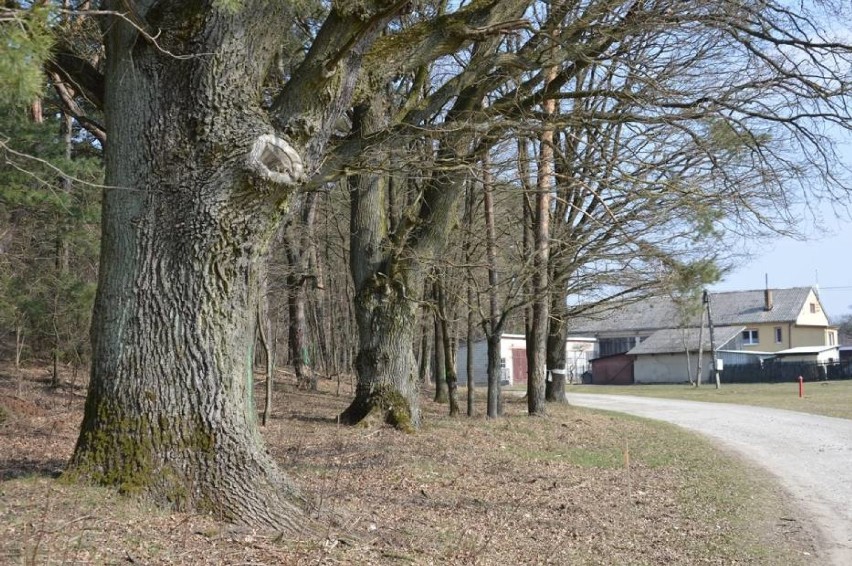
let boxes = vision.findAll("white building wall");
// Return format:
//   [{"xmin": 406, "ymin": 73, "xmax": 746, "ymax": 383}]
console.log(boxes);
[
  {"xmin": 795, "ymin": 289, "xmax": 831, "ymax": 326},
  {"xmin": 457, "ymin": 335, "xmax": 596, "ymax": 386},
  {"xmin": 818, "ymin": 348, "xmax": 840, "ymax": 363},
  {"xmin": 457, "ymin": 341, "xmax": 490, "ymax": 386},
  {"xmin": 780, "ymin": 347, "xmax": 841, "ymax": 363},
  {"xmin": 634, "ymin": 353, "xmax": 709, "ymax": 384}
]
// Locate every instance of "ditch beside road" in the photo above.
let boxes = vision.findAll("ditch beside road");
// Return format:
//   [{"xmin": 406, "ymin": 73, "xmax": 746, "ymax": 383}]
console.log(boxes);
[{"xmin": 567, "ymin": 393, "xmax": 852, "ymax": 566}]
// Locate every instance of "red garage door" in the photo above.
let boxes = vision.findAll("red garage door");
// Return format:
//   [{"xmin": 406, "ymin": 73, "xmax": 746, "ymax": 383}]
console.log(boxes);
[{"xmin": 512, "ymin": 348, "xmax": 528, "ymax": 384}]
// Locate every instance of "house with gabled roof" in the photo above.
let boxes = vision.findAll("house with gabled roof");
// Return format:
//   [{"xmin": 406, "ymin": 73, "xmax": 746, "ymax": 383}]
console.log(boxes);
[{"xmin": 571, "ymin": 287, "xmax": 839, "ymax": 384}]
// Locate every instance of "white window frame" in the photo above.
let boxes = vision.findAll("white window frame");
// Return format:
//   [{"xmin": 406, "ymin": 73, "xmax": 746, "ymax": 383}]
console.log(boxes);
[{"xmin": 742, "ymin": 329, "xmax": 759, "ymax": 345}]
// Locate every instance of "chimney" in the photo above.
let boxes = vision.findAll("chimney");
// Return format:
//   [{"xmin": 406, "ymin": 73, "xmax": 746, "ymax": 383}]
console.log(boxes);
[{"xmin": 764, "ymin": 274, "xmax": 773, "ymax": 311}]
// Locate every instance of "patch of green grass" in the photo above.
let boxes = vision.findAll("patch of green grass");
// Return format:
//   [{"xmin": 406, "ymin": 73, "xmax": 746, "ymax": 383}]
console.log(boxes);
[
  {"xmin": 564, "ymin": 446, "xmax": 623, "ymax": 468},
  {"xmin": 570, "ymin": 380, "xmax": 852, "ymax": 419},
  {"xmin": 655, "ymin": 421, "xmax": 800, "ymax": 562},
  {"xmin": 505, "ymin": 444, "xmax": 623, "ymax": 467},
  {"xmin": 597, "ymin": 413, "xmax": 810, "ymax": 564},
  {"xmin": 494, "ymin": 402, "xmax": 811, "ymax": 563}
]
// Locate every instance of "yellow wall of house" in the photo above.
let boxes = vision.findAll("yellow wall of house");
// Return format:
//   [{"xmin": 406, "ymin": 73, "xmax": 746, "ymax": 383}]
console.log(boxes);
[
  {"xmin": 790, "ymin": 326, "xmax": 834, "ymax": 347},
  {"xmin": 794, "ymin": 290, "xmax": 831, "ymax": 326},
  {"xmin": 736, "ymin": 291, "xmax": 833, "ymax": 352},
  {"xmin": 738, "ymin": 323, "xmax": 835, "ymax": 352},
  {"xmin": 739, "ymin": 323, "xmax": 788, "ymax": 352}
]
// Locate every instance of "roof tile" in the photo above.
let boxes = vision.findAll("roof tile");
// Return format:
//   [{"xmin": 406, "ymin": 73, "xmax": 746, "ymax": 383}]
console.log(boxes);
[{"xmin": 569, "ymin": 287, "xmax": 816, "ymax": 334}]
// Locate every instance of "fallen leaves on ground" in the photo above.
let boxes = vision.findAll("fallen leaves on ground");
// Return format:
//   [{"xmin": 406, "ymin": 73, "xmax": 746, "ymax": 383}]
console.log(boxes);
[{"xmin": 0, "ymin": 363, "xmax": 819, "ymax": 565}]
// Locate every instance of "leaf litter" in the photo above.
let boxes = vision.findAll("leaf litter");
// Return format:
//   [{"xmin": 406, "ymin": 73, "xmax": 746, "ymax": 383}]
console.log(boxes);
[{"xmin": 0, "ymin": 363, "xmax": 820, "ymax": 564}]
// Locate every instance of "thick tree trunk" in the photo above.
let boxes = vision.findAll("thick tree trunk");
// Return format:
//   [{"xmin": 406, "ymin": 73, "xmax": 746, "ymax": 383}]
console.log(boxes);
[
  {"xmin": 65, "ymin": 2, "xmax": 365, "ymax": 531},
  {"xmin": 545, "ymin": 298, "xmax": 569, "ymax": 402},
  {"xmin": 528, "ymin": 62, "xmax": 557, "ymax": 416},
  {"xmin": 287, "ymin": 282, "xmax": 315, "ymax": 390},
  {"xmin": 339, "ymin": 0, "xmax": 528, "ymax": 426},
  {"xmin": 485, "ymin": 332, "xmax": 503, "ymax": 418},
  {"xmin": 340, "ymin": 94, "xmax": 437, "ymax": 429},
  {"xmin": 339, "ymin": 272, "xmax": 422, "ymax": 431},
  {"xmin": 71, "ymin": 173, "xmax": 307, "ymax": 529},
  {"xmin": 341, "ymin": 116, "xmax": 424, "ymax": 428}
]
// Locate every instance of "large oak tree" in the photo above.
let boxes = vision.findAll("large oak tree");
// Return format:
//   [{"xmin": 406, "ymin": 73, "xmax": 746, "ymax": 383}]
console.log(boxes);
[{"xmin": 57, "ymin": 0, "xmax": 539, "ymax": 530}]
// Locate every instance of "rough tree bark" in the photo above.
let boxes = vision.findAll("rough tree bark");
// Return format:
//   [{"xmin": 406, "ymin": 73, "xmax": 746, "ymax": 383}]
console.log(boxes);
[
  {"xmin": 527, "ymin": 60, "xmax": 557, "ymax": 416},
  {"xmin": 68, "ymin": 1, "xmax": 397, "ymax": 530},
  {"xmin": 340, "ymin": 82, "xmax": 486, "ymax": 427},
  {"xmin": 338, "ymin": 0, "xmax": 531, "ymax": 429},
  {"xmin": 283, "ymin": 193, "xmax": 321, "ymax": 390},
  {"xmin": 545, "ymin": 292, "xmax": 569, "ymax": 402},
  {"xmin": 287, "ymin": 283, "xmax": 314, "ymax": 390},
  {"xmin": 417, "ymin": 296, "xmax": 433, "ymax": 388}
]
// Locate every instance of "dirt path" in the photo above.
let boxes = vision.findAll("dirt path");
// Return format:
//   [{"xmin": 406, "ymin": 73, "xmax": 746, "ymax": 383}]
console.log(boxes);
[{"xmin": 567, "ymin": 393, "xmax": 852, "ymax": 566}]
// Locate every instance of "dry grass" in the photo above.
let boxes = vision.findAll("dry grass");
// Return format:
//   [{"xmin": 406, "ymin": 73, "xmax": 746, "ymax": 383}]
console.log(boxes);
[
  {"xmin": 569, "ymin": 380, "xmax": 852, "ymax": 420},
  {"xmin": 0, "ymin": 363, "xmax": 821, "ymax": 565}
]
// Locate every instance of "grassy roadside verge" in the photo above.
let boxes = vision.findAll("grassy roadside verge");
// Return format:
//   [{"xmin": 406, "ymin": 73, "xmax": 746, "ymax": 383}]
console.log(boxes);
[
  {"xmin": 0, "ymin": 366, "xmax": 820, "ymax": 564},
  {"xmin": 567, "ymin": 380, "xmax": 852, "ymax": 420}
]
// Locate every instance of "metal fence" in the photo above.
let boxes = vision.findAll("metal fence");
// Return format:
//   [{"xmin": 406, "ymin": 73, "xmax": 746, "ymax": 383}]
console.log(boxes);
[{"xmin": 720, "ymin": 359, "xmax": 852, "ymax": 384}]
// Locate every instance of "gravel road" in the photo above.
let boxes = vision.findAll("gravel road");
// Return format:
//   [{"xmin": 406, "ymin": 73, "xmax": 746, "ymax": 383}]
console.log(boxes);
[{"xmin": 567, "ymin": 393, "xmax": 852, "ymax": 565}]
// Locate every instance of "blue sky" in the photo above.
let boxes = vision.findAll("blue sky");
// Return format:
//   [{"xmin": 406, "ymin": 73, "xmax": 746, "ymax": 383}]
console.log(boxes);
[
  {"xmin": 712, "ymin": 222, "xmax": 852, "ymax": 321},
  {"xmin": 712, "ymin": 134, "xmax": 852, "ymax": 322}
]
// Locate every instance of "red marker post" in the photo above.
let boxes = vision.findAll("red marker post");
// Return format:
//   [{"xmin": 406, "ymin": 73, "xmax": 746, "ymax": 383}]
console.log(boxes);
[{"xmin": 798, "ymin": 375, "xmax": 804, "ymax": 398}]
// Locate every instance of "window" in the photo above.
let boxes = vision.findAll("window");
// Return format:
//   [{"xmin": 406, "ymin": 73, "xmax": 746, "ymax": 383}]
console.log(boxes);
[
  {"xmin": 810, "ymin": 302, "xmax": 820, "ymax": 313},
  {"xmin": 500, "ymin": 357, "xmax": 507, "ymax": 368},
  {"xmin": 742, "ymin": 329, "xmax": 759, "ymax": 345},
  {"xmin": 829, "ymin": 332, "xmax": 836, "ymax": 346},
  {"xmin": 775, "ymin": 327, "xmax": 783, "ymax": 344}
]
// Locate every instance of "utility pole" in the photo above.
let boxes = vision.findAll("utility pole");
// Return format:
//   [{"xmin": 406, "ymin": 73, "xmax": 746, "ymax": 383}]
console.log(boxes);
[{"xmin": 703, "ymin": 290, "xmax": 721, "ymax": 389}]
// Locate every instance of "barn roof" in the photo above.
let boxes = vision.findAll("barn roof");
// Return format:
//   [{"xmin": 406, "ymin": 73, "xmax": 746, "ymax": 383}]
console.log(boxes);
[
  {"xmin": 627, "ymin": 326, "xmax": 744, "ymax": 356},
  {"xmin": 568, "ymin": 287, "xmax": 817, "ymax": 335}
]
